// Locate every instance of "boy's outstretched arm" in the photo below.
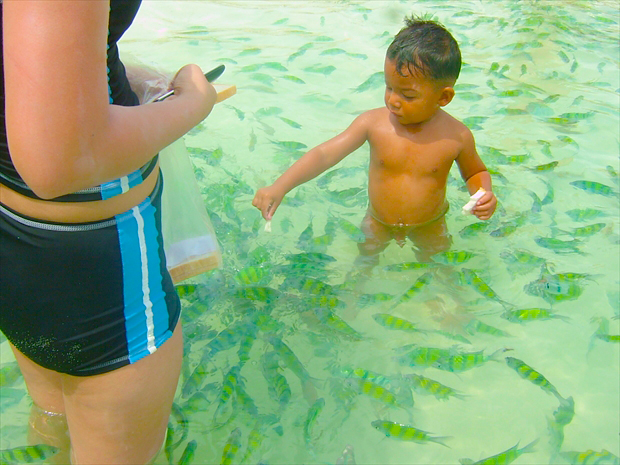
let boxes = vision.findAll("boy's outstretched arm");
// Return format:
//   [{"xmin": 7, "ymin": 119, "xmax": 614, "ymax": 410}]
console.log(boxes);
[
  {"xmin": 456, "ymin": 128, "xmax": 497, "ymax": 221},
  {"xmin": 252, "ymin": 112, "xmax": 371, "ymax": 220}
]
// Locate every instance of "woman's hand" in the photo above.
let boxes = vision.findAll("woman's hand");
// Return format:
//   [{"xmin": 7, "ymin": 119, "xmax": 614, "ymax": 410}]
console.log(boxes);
[{"xmin": 169, "ymin": 64, "xmax": 216, "ymax": 115}]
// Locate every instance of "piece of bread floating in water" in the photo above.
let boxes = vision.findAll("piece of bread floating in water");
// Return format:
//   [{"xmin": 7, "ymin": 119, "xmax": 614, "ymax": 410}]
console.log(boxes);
[
  {"xmin": 462, "ymin": 187, "xmax": 486, "ymax": 214},
  {"xmin": 214, "ymin": 83, "xmax": 236, "ymax": 103}
]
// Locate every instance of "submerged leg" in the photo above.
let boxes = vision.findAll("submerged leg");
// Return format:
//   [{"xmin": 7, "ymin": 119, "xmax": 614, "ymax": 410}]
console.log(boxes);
[
  {"xmin": 408, "ymin": 216, "xmax": 452, "ymax": 263},
  {"xmin": 63, "ymin": 324, "xmax": 184, "ymax": 465},
  {"xmin": 10, "ymin": 344, "xmax": 71, "ymax": 464},
  {"xmin": 352, "ymin": 212, "xmax": 391, "ymax": 276}
]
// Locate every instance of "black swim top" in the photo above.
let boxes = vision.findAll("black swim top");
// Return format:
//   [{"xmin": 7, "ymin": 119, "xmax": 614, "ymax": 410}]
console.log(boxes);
[{"xmin": 0, "ymin": 0, "xmax": 157, "ymax": 202}]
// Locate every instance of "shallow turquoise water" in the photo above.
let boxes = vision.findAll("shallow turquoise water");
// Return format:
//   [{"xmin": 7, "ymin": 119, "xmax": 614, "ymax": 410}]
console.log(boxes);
[{"xmin": 1, "ymin": 1, "xmax": 619, "ymax": 464}]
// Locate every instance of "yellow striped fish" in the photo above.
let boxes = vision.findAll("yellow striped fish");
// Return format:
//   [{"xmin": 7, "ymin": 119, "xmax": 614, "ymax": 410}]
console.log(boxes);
[
  {"xmin": 345, "ymin": 378, "xmax": 405, "ymax": 408},
  {"xmin": 220, "ymin": 428, "xmax": 242, "ymax": 465},
  {"xmin": 372, "ymin": 313, "xmax": 425, "ymax": 333},
  {"xmin": 233, "ymin": 286, "xmax": 280, "ymax": 303},
  {"xmin": 240, "ymin": 420, "xmax": 267, "ymax": 463},
  {"xmin": 559, "ymin": 449, "xmax": 619, "ymax": 465},
  {"xmin": 395, "ymin": 346, "xmax": 456, "ymax": 368},
  {"xmin": 383, "ymin": 262, "xmax": 437, "ymax": 272},
  {"xmin": 505, "ymin": 357, "xmax": 564, "ymax": 401},
  {"xmin": 371, "ymin": 420, "xmax": 450, "ymax": 446},
  {"xmin": 233, "ymin": 265, "xmax": 268, "ymax": 285},
  {"xmin": 304, "ymin": 397, "xmax": 326, "ymax": 445},
  {"xmin": 433, "ymin": 348, "xmax": 506, "ymax": 373},
  {"xmin": 391, "ymin": 272, "xmax": 433, "ymax": 309},
  {"xmin": 175, "ymin": 283, "xmax": 198, "ymax": 299},
  {"xmin": 459, "ymin": 439, "xmax": 538, "ymax": 465},
  {"xmin": 403, "ymin": 373, "xmax": 466, "ymax": 401},
  {"xmin": 461, "ymin": 269, "xmax": 510, "ymax": 307},
  {"xmin": 177, "ymin": 439, "xmax": 197, "ymax": 465},
  {"xmin": 432, "ymin": 250, "xmax": 475, "ymax": 265},
  {"xmin": 501, "ymin": 308, "xmax": 570, "ymax": 323},
  {"xmin": 0, "ymin": 444, "xmax": 59, "ymax": 464}
]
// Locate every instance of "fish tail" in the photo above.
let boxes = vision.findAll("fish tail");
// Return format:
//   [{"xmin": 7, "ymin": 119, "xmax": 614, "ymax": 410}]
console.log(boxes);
[
  {"xmin": 556, "ymin": 314, "xmax": 572, "ymax": 323},
  {"xmin": 431, "ymin": 435, "xmax": 453, "ymax": 448},
  {"xmin": 522, "ymin": 438, "xmax": 539, "ymax": 454}
]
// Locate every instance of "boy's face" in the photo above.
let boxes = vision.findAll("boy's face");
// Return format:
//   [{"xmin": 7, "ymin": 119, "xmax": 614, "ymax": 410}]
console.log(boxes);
[{"xmin": 383, "ymin": 58, "xmax": 454, "ymax": 126}]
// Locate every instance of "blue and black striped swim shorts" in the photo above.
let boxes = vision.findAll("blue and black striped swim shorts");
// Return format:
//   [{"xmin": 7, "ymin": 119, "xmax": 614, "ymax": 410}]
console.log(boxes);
[{"xmin": 0, "ymin": 176, "xmax": 180, "ymax": 376}]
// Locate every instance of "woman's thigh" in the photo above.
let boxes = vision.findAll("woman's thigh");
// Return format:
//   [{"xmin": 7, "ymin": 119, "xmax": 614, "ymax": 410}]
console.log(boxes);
[{"xmin": 63, "ymin": 324, "xmax": 183, "ymax": 465}]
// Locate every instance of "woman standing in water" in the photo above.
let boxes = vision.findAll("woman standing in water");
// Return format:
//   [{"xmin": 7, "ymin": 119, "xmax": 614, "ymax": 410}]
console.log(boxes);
[{"xmin": 1, "ymin": 1, "xmax": 216, "ymax": 463}]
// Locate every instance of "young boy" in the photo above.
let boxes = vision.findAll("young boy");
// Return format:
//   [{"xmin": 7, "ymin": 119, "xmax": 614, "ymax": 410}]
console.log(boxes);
[{"xmin": 253, "ymin": 16, "xmax": 497, "ymax": 264}]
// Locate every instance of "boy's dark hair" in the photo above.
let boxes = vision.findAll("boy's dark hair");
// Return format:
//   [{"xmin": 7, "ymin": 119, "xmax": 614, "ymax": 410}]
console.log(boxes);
[{"xmin": 387, "ymin": 15, "xmax": 461, "ymax": 85}]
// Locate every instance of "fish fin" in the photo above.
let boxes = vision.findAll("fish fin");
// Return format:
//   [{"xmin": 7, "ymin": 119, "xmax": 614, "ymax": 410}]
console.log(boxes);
[
  {"xmin": 522, "ymin": 438, "xmax": 539, "ymax": 454},
  {"xmin": 432, "ymin": 435, "xmax": 453, "ymax": 448}
]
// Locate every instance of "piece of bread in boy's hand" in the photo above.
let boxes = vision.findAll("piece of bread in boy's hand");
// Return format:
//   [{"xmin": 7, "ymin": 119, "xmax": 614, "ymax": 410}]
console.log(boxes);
[
  {"xmin": 462, "ymin": 188, "xmax": 486, "ymax": 214},
  {"xmin": 214, "ymin": 84, "xmax": 236, "ymax": 103}
]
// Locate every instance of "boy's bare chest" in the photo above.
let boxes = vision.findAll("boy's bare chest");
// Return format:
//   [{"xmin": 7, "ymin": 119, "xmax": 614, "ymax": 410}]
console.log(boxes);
[{"xmin": 369, "ymin": 128, "xmax": 459, "ymax": 175}]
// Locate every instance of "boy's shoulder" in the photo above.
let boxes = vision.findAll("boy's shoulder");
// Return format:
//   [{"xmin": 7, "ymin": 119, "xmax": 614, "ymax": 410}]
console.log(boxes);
[
  {"xmin": 358, "ymin": 107, "xmax": 389, "ymax": 119},
  {"xmin": 437, "ymin": 109, "xmax": 473, "ymax": 136},
  {"xmin": 353, "ymin": 107, "xmax": 390, "ymax": 126}
]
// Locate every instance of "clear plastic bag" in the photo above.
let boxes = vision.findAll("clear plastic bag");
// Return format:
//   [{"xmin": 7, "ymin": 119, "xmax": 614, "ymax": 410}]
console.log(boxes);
[
  {"xmin": 159, "ymin": 138, "xmax": 222, "ymax": 283},
  {"xmin": 123, "ymin": 53, "xmax": 223, "ymax": 283}
]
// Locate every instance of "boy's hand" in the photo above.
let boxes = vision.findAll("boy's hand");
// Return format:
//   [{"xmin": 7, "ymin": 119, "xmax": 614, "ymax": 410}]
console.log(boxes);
[
  {"xmin": 252, "ymin": 186, "xmax": 283, "ymax": 220},
  {"xmin": 472, "ymin": 191, "xmax": 497, "ymax": 220}
]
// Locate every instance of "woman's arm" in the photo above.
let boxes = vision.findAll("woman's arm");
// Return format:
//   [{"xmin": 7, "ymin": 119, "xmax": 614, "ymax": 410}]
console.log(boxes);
[{"xmin": 3, "ymin": 0, "xmax": 216, "ymax": 199}]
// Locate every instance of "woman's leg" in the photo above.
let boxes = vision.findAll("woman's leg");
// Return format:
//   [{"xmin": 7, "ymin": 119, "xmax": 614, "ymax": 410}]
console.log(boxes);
[
  {"xmin": 62, "ymin": 324, "xmax": 183, "ymax": 465},
  {"xmin": 10, "ymin": 344, "xmax": 71, "ymax": 464}
]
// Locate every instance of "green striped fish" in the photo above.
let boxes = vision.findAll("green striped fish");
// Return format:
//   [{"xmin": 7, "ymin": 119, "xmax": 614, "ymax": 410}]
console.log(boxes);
[
  {"xmin": 220, "ymin": 428, "xmax": 242, "ymax": 465},
  {"xmin": 461, "ymin": 269, "xmax": 509, "ymax": 307},
  {"xmin": 505, "ymin": 357, "xmax": 564, "ymax": 401},
  {"xmin": 383, "ymin": 262, "xmax": 437, "ymax": 272},
  {"xmin": 372, "ymin": 313, "xmax": 425, "ymax": 333},
  {"xmin": 395, "ymin": 346, "xmax": 456, "ymax": 368},
  {"xmin": 569, "ymin": 222, "xmax": 606, "ymax": 238},
  {"xmin": 175, "ymin": 284, "xmax": 198, "ymax": 299},
  {"xmin": 433, "ymin": 348, "xmax": 506, "ymax": 373},
  {"xmin": 261, "ymin": 352, "xmax": 291, "ymax": 408},
  {"xmin": 315, "ymin": 308, "xmax": 362, "ymax": 340},
  {"xmin": 358, "ymin": 292, "xmax": 396, "ymax": 306},
  {"xmin": 336, "ymin": 217, "xmax": 365, "ymax": 242},
  {"xmin": 391, "ymin": 272, "xmax": 433, "ymax": 308},
  {"xmin": 432, "ymin": 250, "xmax": 475, "ymax": 265},
  {"xmin": 304, "ymin": 397, "xmax": 326, "ymax": 445},
  {"xmin": 559, "ymin": 449, "xmax": 619, "ymax": 465},
  {"xmin": 0, "ymin": 363, "xmax": 22, "ymax": 388},
  {"xmin": 285, "ymin": 252, "xmax": 336, "ymax": 264},
  {"xmin": 345, "ymin": 378, "xmax": 404, "ymax": 408},
  {"xmin": 177, "ymin": 440, "xmax": 197, "ymax": 465},
  {"xmin": 501, "ymin": 308, "xmax": 570, "ymax": 323},
  {"xmin": 403, "ymin": 373, "xmax": 466, "ymax": 401},
  {"xmin": 0, "ymin": 444, "xmax": 59, "ymax": 464},
  {"xmin": 284, "ymin": 276, "xmax": 334, "ymax": 295},
  {"xmin": 233, "ymin": 265, "xmax": 268, "ymax": 285},
  {"xmin": 566, "ymin": 208, "xmax": 606, "ymax": 222},
  {"xmin": 570, "ymin": 180, "xmax": 616, "ymax": 197},
  {"xmin": 459, "ymin": 439, "xmax": 538, "ymax": 465},
  {"xmin": 240, "ymin": 421, "xmax": 267, "ymax": 463},
  {"xmin": 464, "ymin": 319, "xmax": 512, "ymax": 337},
  {"xmin": 214, "ymin": 365, "xmax": 242, "ymax": 425},
  {"xmin": 371, "ymin": 420, "xmax": 450, "ymax": 446},
  {"xmin": 233, "ymin": 286, "xmax": 280, "ymax": 303}
]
